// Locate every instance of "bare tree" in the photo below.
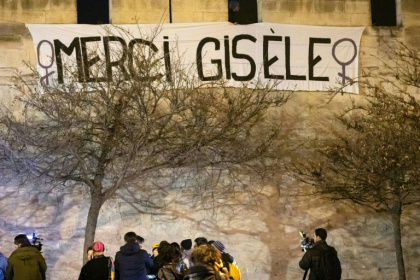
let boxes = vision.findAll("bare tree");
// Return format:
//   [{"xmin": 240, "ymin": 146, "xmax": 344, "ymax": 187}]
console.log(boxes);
[
  {"xmin": 289, "ymin": 41, "xmax": 420, "ymax": 280},
  {"xmin": 0, "ymin": 26, "xmax": 290, "ymax": 263}
]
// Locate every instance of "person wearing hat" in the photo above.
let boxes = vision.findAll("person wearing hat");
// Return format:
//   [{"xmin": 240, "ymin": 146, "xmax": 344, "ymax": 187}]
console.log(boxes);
[
  {"xmin": 147, "ymin": 243, "xmax": 160, "ymax": 278},
  {"xmin": 212, "ymin": 241, "xmax": 234, "ymax": 265},
  {"xmin": 150, "ymin": 241, "xmax": 169, "ymax": 276},
  {"xmin": 151, "ymin": 243, "xmax": 159, "ymax": 258},
  {"xmin": 180, "ymin": 239, "xmax": 192, "ymax": 270},
  {"xmin": 78, "ymin": 241, "xmax": 113, "ymax": 280},
  {"xmin": 211, "ymin": 241, "xmax": 238, "ymax": 279}
]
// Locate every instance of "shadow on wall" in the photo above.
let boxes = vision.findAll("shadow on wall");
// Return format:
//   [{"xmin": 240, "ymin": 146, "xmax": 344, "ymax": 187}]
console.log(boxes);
[
  {"xmin": 0, "ymin": 172, "xmax": 94, "ymax": 280},
  {"xmin": 1, "ymin": 164, "xmax": 418, "ymax": 280}
]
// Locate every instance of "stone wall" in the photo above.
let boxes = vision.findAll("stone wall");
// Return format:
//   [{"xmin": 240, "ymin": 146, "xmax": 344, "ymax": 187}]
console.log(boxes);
[
  {"xmin": 1, "ymin": 1, "xmax": 420, "ymax": 279},
  {"xmin": 0, "ymin": 0, "xmax": 76, "ymax": 24},
  {"xmin": 112, "ymin": 0, "xmax": 228, "ymax": 23}
]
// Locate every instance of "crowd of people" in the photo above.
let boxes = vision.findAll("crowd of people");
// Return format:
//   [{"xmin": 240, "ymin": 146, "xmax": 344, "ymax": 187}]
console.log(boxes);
[
  {"xmin": 0, "ymin": 232, "xmax": 240, "ymax": 280},
  {"xmin": 0, "ymin": 232, "xmax": 238, "ymax": 280},
  {"xmin": 0, "ymin": 228, "xmax": 342, "ymax": 280},
  {"xmin": 79, "ymin": 232, "xmax": 240, "ymax": 280}
]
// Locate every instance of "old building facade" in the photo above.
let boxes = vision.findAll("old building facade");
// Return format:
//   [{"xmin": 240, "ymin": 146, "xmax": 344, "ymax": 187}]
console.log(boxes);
[{"xmin": 1, "ymin": 1, "xmax": 420, "ymax": 279}]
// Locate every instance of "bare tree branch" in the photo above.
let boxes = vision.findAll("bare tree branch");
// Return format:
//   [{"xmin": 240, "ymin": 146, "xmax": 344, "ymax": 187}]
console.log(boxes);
[
  {"xmin": 288, "ymin": 39, "xmax": 420, "ymax": 280},
  {"xmin": 0, "ymin": 25, "xmax": 291, "ymax": 264}
]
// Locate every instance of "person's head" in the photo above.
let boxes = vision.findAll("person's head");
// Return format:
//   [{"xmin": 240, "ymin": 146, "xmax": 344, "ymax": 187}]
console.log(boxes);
[
  {"xmin": 158, "ymin": 240, "xmax": 170, "ymax": 255},
  {"xmin": 191, "ymin": 244, "xmax": 221, "ymax": 266},
  {"xmin": 314, "ymin": 228, "xmax": 327, "ymax": 242},
  {"xmin": 152, "ymin": 243, "xmax": 160, "ymax": 257},
  {"xmin": 194, "ymin": 237, "xmax": 208, "ymax": 248},
  {"xmin": 211, "ymin": 241, "xmax": 225, "ymax": 253},
  {"xmin": 159, "ymin": 241, "xmax": 181, "ymax": 265},
  {"xmin": 159, "ymin": 240, "xmax": 170, "ymax": 249},
  {"xmin": 93, "ymin": 241, "xmax": 105, "ymax": 256},
  {"xmin": 14, "ymin": 234, "xmax": 32, "ymax": 248},
  {"xmin": 171, "ymin": 242, "xmax": 181, "ymax": 252},
  {"xmin": 87, "ymin": 245, "xmax": 94, "ymax": 260},
  {"xmin": 136, "ymin": 235, "xmax": 145, "ymax": 249},
  {"xmin": 180, "ymin": 239, "xmax": 192, "ymax": 251},
  {"xmin": 124, "ymin": 232, "xmax": 137, "ymax": 243}
]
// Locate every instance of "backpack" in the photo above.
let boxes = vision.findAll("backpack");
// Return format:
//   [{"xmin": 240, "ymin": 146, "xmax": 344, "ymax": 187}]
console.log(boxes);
[
  {"xmin": 108, "ymin": 257, "xmax": 115, "ymax": 280},
  {"xmin": 228, "ymin": 262, "xmax": 241, "ymax": 280},
  {"xmin": 158, "ymin": 265, "xmax": 184, "ymax": 280},
  {"xmin": 316, "ymin": 248, "xmax": 341, "ymax": 280}
]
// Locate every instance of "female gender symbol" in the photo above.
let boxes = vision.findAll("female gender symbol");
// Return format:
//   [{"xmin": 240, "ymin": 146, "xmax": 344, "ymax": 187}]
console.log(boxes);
[
  {"xmin": 37, "ymin": 40, "xmax": 55, "ymax": 85},
  {"xmin": 332, "ymin": 38, "xmax": 357, "ymax": 85}
]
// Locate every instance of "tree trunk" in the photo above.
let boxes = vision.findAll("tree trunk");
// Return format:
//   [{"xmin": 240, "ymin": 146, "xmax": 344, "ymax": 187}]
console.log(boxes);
[
  {"xmin": 390, "ymin": 204, "xmax": 406, "ymax": 280},
  {"xmin": 82, "ymin": 191, "xmax": 104, "ymax": 264}
]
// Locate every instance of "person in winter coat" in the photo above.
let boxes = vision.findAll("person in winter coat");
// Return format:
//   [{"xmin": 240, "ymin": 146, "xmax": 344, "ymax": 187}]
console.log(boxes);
[
  {"xmin": 114, "ymin": 232, "xmax": 153, "ymax": 280},
  {"xmin": 184, "ymin": 244, "xmax": 228, "ymax": 280},
  {"xmin": 150, "ymin": 241, "xmax": 169, "ymax": 276},
  {"xmin": 180, "ymin": 239, "xmax": 192, "ymax": 269},
  {"xmin": 78, "ymin": 241, "xmax": 112, "ymax": 280},
  {"xmin": 299, "ymin": 228, "xmax": 342, "ymax": 280},
  {"xmin": 210, "ymin": 241, "xmax": 234, "ymax": 274},
  {"xmin": 0, "ymin": 249, "xmax": 7, "ymax": 280},
  {"xmin": 156, "ymin": 242, "xmax": 183, "ymax": 280},
  {"xmin": 6, "ymin": 234, "xmax": 47, "ymax": 280}
]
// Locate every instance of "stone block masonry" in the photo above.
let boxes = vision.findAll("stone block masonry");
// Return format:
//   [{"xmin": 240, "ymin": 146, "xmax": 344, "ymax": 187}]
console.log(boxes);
[{"xmin": 0, "ymin": 1, "xmax": 420, "ymax": 279}]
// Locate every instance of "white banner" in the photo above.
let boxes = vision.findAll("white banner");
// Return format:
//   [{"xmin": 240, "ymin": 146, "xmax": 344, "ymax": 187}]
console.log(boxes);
[{"xmin": 27, "ymin": 23, "xmax": 364, "ymax": 93}]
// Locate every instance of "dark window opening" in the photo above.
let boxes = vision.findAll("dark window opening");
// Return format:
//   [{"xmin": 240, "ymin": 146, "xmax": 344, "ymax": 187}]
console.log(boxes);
[
  {"xmin": 77, "ymin": 0, "xmax": 109, "ymax": 24},
  {"xmin": 228, "ymin": 0, "xmax": 258, "ymax": 25},
  {"xmin": 371, "ymin": 0, "xmax": 396, "ymax": 26}
]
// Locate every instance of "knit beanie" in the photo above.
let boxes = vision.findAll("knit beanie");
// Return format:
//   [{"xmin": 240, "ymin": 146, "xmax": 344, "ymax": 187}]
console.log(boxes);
[
  {"xmin": 211, "ymin": 241, "xmax": 225, "ymax": 253},
  {"xmin": 181, "ymin": 239, "xmax": 192, "ymax": 250},
  {"xmin": 93, "ymin": 241, "xmax": 105, "ymax": 252}
]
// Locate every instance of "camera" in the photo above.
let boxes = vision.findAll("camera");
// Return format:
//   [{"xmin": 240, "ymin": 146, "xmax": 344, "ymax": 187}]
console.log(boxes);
[
  {"xmin": 299, "ymin": 231, "xmax": 314, "ymax": 252},
  {"xmin": 27, "ymin": 231, "xmax": 43, "ymax": 251}
]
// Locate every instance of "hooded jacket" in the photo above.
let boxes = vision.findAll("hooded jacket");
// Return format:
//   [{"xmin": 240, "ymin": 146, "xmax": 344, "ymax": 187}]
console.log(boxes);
[
  {"xmin": 6, "ymin": 246, "xmax": 47, "ymax": 280},
  {"xmin": 114, "ymin": 242, "xmax": 153, "ymax": 280}
]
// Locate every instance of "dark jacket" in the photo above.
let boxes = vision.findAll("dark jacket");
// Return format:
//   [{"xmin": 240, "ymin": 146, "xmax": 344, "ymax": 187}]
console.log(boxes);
[
  {"xmin": 114, "ymin": 242, "xmax": 153, "ymax": 280},
  {"xmin": 78, "ymin": 255, "xmax": 111, "ymax": 280},
  {"xmin": 6, "ymin": 246, "xmax": 47, "ymax": 280},
  {"xmin": 299, "ymin": 240, "xmax": 341, "ymax": 280},
  {"xmin": 150, "ymin": 254, "xmax": 163, "ymax": 275},
  {"xmin": 157, "ymin": 263, "xmax": 182, "ymax": 280},
  {"xmin": 220, "ymin": 253, "xmax": 234, "ymax": 272},
  {"xmin": 185, "ymin": 264, "xmax": 229, "ymax": 280}
]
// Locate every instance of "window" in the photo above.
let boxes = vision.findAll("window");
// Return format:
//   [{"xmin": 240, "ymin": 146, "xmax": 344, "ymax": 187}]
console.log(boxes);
[
  {"xmin": 228, "ymin": 0, "xmax": 258, "ymax": 24},
  {"xmin": 77, "ymin": 0, "xmax": 110, "ymax": 24},
  {"xmin": 371, "ymin": 0, "xmax": 397, "ymax": 26}
]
